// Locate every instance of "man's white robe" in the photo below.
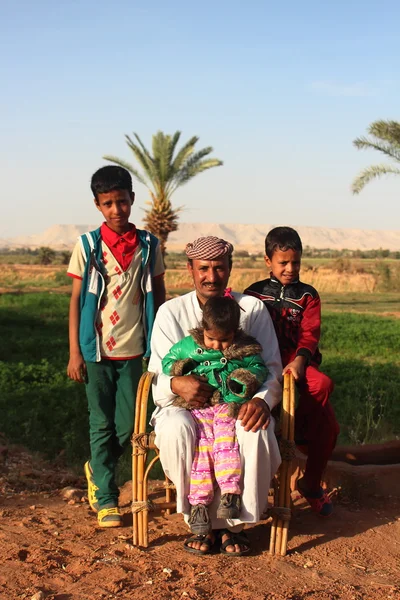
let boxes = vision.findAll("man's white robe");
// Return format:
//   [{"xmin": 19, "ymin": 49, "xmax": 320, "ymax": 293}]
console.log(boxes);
[{"xmin": 148, "ymin": 291, "xmax": 282, "ymax": 529}]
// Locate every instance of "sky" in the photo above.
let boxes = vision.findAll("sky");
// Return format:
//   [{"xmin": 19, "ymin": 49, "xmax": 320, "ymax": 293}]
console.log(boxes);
[{"xmin": 1, "ymin": 0, "xmax": 400, "ymax": 238}]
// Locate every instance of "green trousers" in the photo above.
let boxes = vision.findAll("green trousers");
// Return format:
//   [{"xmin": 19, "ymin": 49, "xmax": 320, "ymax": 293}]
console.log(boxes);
[{"xmin": 85, "ymin": 357, "xmax": 142, "ymax": 508}]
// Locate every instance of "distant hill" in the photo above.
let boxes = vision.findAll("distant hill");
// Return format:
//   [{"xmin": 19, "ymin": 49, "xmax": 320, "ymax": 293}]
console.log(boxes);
[{"xmin": 1, "ymin": 223, "xmax": 400, "ymax": 252}]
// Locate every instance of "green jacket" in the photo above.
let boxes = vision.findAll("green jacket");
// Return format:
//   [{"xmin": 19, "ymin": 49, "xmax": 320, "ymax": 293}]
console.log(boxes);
[{"xmin": 162, "ymin": 330, "xmax": 268, "ymax": 405}]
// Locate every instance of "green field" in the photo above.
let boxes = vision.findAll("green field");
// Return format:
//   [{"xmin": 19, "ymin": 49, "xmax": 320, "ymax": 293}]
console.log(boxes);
[{"xmin": 0, "ymin": 292, "xmax": 399, "ymax": 473}]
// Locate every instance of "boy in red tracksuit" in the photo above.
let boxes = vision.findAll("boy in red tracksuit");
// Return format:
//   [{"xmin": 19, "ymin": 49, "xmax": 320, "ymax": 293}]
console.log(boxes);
[{"xmin": 244, "ymin": 226, "xmax": 339, "ymax": 516}]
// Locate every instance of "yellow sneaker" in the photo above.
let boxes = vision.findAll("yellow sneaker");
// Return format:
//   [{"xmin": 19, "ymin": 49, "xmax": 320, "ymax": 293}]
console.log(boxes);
[
  {"xmin": 97, "ymin": 506, "xmax": 123, "ymax": 528},
  {"xmin": 84, "ymin": 461, "xmax": 100, "ymax": 513}
]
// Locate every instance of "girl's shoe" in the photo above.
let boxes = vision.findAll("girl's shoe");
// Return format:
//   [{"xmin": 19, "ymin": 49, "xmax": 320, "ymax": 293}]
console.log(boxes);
[
  {"xmin": 97, "ymin": 505, "xmax": 123, "ymax": 528},
  {"xmin": 297, "ymin": 478, "xmax": 333, "ymax": 517},
  {"xmin": 217, "ymin": 493, "xmax": 241, "ymax": 519},
  {"xmin": 84, "ymin": 461, "xmax": 99, "ymax": 513},
  {"xmin": 188, "ymin": 504, "xmax": 212, "ymax": 535}
]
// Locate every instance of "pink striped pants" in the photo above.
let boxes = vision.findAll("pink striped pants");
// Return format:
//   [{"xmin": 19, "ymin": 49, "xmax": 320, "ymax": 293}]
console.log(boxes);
[{"xmin": 188, "ymin": 404, "xmax": 241, "ymax": 506}]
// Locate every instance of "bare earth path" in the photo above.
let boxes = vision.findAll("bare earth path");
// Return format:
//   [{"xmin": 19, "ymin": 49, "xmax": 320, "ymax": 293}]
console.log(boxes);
[{"xmin": 1, "ymin": 444, "xmax": 399, "ymax": 600}]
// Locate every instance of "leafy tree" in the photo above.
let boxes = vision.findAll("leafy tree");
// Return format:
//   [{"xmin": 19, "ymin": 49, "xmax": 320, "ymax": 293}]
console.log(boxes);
[
  {"xmin": 104, "ymin": 130, "xmax": 223, "ymax": 256},
  {"xmin": 37, "ymin": 247, "xmax": 56, "ymax": 265},
  {"xmin": 352, "ymin": 120, "xmax": 400, "ymax": 194},
  {"xmin": 60, "ymin": 251, "xmax": 71, "ymax": 265}
]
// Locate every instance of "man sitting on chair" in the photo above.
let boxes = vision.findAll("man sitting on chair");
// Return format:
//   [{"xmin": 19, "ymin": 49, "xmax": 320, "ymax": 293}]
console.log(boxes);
[{"xmin": 148, "ymin": 236, "xmax": 282, "ymax": 555}]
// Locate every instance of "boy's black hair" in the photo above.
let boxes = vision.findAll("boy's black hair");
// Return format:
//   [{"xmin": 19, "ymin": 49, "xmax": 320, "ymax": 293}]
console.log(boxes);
[
  {"xmin": 265, "ymin": 226, "xmax": 303, "ymax": 258},
  {"xmin": 202, "ymin": 296, "xmax": 240, "ymax": 334},
  {"xmin": 91, "ymin": 165, "xmax": 133, "ymax": 201}
]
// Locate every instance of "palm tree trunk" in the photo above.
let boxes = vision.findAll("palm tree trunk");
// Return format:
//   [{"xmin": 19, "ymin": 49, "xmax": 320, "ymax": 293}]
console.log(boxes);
[{"xmin": 142, "ymin": 193, "xmax": 180, "ymax": 259}]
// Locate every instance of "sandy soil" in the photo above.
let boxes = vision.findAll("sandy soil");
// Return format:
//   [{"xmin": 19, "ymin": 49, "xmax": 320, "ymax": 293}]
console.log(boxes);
[{"xmin": 1, "ymin": 444, "xmax": 399, "ymax": 600}]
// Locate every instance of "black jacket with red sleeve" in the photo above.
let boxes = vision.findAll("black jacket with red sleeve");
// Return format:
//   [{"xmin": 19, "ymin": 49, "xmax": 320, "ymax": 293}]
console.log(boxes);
[{"xmin": 244, "ymin": 276, "xmax": 322, "ymax": 366}]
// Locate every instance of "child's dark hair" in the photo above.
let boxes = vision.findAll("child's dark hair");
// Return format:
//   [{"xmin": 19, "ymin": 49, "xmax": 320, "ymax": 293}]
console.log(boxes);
[
  {"xmin": 91, "ymin": 166, "xmax": 133, "ymax": 202},
  {"xmin": 202, "ymin": 296, "xmax": 240, "ymax": 334},
  {"xmin": 265, "ymin": 226, "xmax": 303, "ymax": 259}
]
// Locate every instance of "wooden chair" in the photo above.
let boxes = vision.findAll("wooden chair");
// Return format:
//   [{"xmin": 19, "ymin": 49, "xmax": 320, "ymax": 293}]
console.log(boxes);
[
  {"xmin": 131, "ymin": 371, "xmax": 296, "ymax": 554},
  {"xmin": 131, "ymin": 371, "xmax": 176, "ymax": 547}
]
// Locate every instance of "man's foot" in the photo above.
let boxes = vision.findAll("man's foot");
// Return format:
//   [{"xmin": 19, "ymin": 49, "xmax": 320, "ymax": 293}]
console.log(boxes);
[
  {"xmin": 188, "ymin": 503, "xmax": 212, "ymax": 535},
  {"xmin": 184, "ymin": 532, "xmax": 216, "ymax": 555},
  {"xmin": 219, "ymin": 529, "xmax": 250, "ymax": 556},
  {"xmin": 97, "ymin": 505, "xmax": 123, "ymax": 528},
  {"xmin": 217, "ymin": 493, "xmax": 241, "ymax": 519},
  {"xmin": 297, "ymin": 477, "xmax": 333, "ymax": 517},
  {"xmin": 84, "ymin": 461, "xmax": 99, "ymax": 513}
]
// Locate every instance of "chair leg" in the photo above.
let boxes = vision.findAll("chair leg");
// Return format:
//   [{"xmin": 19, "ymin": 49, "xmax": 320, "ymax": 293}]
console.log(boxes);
[
  {"xmin": 270, "ymin": 373, "xmax": 295, "ymax": 556},
  {"xmin": 132, "ymin": 371, "xmax": 177, "ymax": 547},
  {"xmin": 132, "ymin": 445, "xmax": 139, "ymax": 546}
]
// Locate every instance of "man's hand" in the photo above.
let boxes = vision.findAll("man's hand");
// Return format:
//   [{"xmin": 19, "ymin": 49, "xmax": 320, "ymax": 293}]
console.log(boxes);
[
  {"xmin": 67, "ymin": 352, "xmax": 87, "ymax": 383},
  {"xmin": 171, "ymin": 375, "xmax": 214, "ymax": 409},
  {"xmin": 237, "ymin": 397, "xmax": 271, "ymax": 432},
  {"xmin": 282, "ymin": 355, "xmax": 307, "ymax": 381}
]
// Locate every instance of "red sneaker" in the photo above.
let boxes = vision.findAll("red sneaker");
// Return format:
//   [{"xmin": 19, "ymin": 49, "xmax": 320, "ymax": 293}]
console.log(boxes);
[{"xmin": 297, "ymin": 478, "xmax": 333, "ymax": 517}]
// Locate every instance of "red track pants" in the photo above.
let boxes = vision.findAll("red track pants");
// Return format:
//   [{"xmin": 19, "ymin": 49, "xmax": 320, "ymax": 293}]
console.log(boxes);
[{"xmin": 293, "ymin": 364, "xmax": 340, "ymax": 492}]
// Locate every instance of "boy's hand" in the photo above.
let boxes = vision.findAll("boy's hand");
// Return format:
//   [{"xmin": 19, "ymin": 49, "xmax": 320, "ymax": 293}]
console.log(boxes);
[
  {"xmin": 283, "ymin": 356, "xmax": 307, "ymax": 381},
  {"xmin": 171, "ymin": 375, "xmax": 213, "ymax": 409},
  {"xmin": 67, "ymin": 353, "xmax": 87, "ymax": 383},
  {"xmin": 238, "ymin": 397, "xmax": 271, "ymax": 432}
]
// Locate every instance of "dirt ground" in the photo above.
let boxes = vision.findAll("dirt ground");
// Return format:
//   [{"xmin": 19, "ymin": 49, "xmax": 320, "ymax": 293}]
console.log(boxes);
[{"xmin": 1, "ymin": 444, "xmax": 399, "ymax": 600}]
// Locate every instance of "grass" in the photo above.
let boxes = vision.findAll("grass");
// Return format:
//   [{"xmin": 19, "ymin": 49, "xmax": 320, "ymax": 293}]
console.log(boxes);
[
  {"xmin": 0, "ymin": 292, "xmax": 399, "ymax": 481},
  {"xmin": 321, "ymin": 292, "xmax": 400, "ymax": 315},
  {"xmin": 321, "ymin": 312, "xmax": 400, "ymax": 444}
]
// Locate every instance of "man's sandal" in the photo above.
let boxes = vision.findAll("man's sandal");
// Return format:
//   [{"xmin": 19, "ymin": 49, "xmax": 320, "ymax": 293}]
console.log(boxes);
[
  {"xmin": 84, "ymin": 461, "xmax": 100, "ymax": 513},
  {"xmin": 97, "ymin": 506, "xmax": 123, "ymax": 528},
  {"xmin": 219, "ymin": 529, "xmax": 250, "ymax": 556},
  {"xmin": 183, "ymin": 534, "xmax": 216, "ymax": 555},
  {"xmin": 297, "ymin": 478, "xmax": 333, "ymax": 517}
]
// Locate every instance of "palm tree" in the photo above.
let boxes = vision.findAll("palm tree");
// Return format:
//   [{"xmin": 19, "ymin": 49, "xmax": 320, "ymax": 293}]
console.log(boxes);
[
  {"xmin": 104, "ymin": 131, "xmax": 223, "ymax": 256},
  {"xmin": 352, "ymin": 120, "xmax": 400, "ymax": 194}
]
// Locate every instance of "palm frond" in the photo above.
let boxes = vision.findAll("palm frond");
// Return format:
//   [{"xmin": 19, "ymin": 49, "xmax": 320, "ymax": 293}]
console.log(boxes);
[
  {"xmin": 102, "ymin": 155, "xmax": 147, "ymax": 186},
  {"xmin": 368, "ymin": 120, "xmax": 400, "ymax": 146},
  {"xmin": 174, "ymin": 157, "xmax": 223, "ymax": 188},
  {"xmin": 151, "ymin": 131, "xmax": 172, "ymax": 191},
  {"xmin": 125, "ymin": 136, "xmax": 159, "ymax": 191},
  {"xmin": 352, "ymin": 164, "xmax": 400, "ymax": 194},
  {"xmin": 133, "ymin": 133, "xmax": 154, "ymax": 163},
  {"xmin": 353, "ymin": 137, "xmax": 400, "ymax": 163},
  {"xmin": 171, "ymin": 136, "xmax": 199, "ymax": 172}
]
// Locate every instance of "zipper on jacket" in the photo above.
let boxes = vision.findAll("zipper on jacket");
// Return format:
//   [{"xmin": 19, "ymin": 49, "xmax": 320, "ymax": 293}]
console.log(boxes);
[
  {"xmin": 140, "ymin": 232, "xmax": 151, "ymax": 340},
  {"xmin": 89, "ymin": 244, "xmax": 106, "ymax": 363}
]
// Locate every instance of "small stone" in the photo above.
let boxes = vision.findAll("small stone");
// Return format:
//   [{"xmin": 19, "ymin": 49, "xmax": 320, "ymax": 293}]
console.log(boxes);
[
  {"xmin": 304, "ymin": 561, "xmax": 314, "ymax": 568},
  {"xmin": 163, "ymin": 568, "xmax": 173, "ymax": 577},
  {"xmin": 67, "ymin": 499, "xmax": 76, "ymax": 505},
  {"xmin": 145, "ymin": 580, "xmax": 153, "ymax": 585},
  {"xmin": 61, "ymin": 487, "xmax": 84, "ymax": 501},
  {"xmin": 29, "ymin": 505, "xmax": 36, "ymax": 510},
  {"xmin": 31, "ymin": 592, "xmax": 45, "ymax": 600}
]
